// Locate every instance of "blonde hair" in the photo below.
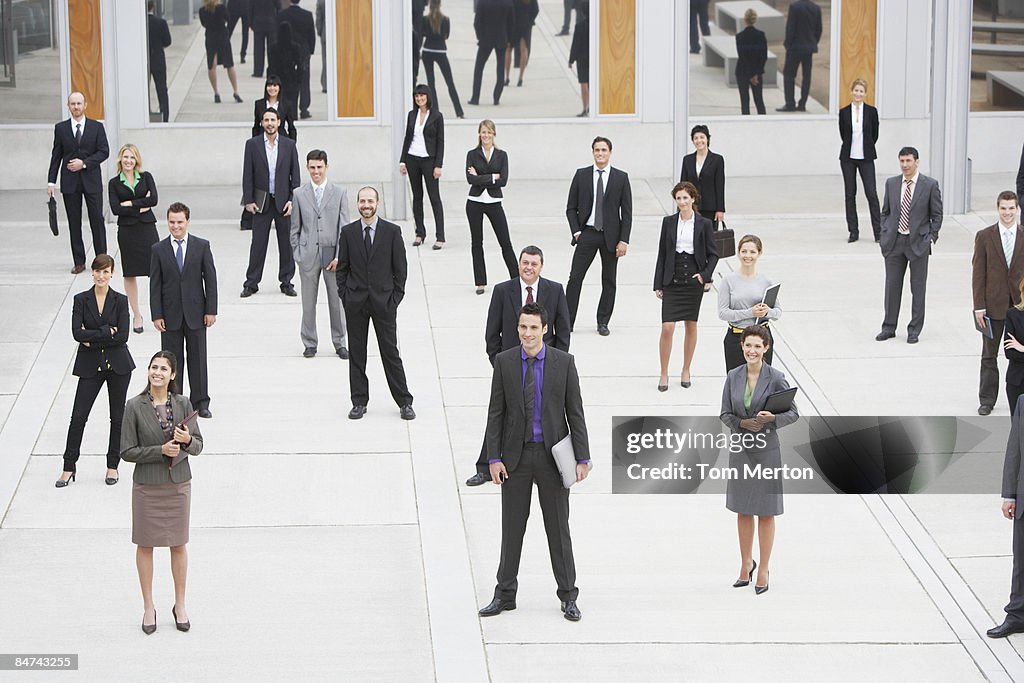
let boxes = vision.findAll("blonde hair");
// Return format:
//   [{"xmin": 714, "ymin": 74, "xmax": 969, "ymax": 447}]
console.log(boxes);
[
  {"xmin": 478, "ymin": 119, "xmax": 497, "ymax": 148},
  {"xmin": 850, "ymin": 78, "xmax": 868, "ymax": 91},
  {"xmin": 744, "ymin": 9, "xmax": 758, "ymax": 25},
  {"xmin": 116, "ymin": 143, "xmax": 143, "ymax": 173},
  {"xmin": 203, "ymin": 0, "xmax": 219, "ymax": 10}
]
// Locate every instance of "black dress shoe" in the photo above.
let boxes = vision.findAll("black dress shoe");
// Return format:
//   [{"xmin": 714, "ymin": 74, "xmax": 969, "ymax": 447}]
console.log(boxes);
[
  {"xmin": 987, "ymin": 619, "xmax": 1024, "ymax": 638},
  {"xmin": 172, "ymin": 605, "xmax": 191, "ymax": 632},
  {"xmin": 557, "ymin": 28, "xmax": 570, "ymax": 36},
  {"xmin": 71, "ymin": 264, "xmax": 85, "ymax": 274},
  {"xmin": 349, "ymin": 405, "xmax": 367, "ymax": 420},
  {"xmin": 848, "ymin": 233, "xmax": 859, "ymax": 243},
  {"xmin": 198, "ymin": 408, "xmax": 213, "ymax": 419},
  {"xmin": 281, "ymin": 285, "xmax": 297, "ymax": 297},
  {"xmin": 795, "ymin": 103, "xmax": 807, "ymax": 111},
  {"xmin": 907, "ymin": 335, "xmax": 919, "ymax": 344},
  {"xmin": 776, "ymin": 105, "xmax": 797, "ymax": 112},
  {"xmin": 303, "ymin": 348, "xmax": 317, "ymax": 358},
  {"xmin": 561, "ymin": 600, "xmax": 582, "ymax": 621},
  {"xmin": 142, "ymin": 609, "xmax": 157, "ymax": 635},
  {"xmin": 336, "ymin": 347, "xmax": 350, "ymax": 360},
  {"xmin": 597, "ymin": 324, "xmax": 610, "ymax": 336},
  {"xmin": 478, "ymin": 597, "xmax": 516, "ymax": 617},
  {"xmin": 979, "ymin": 405, "xmax": 994, "ymax": 416},
  {"xmin": 240, "ymin": 286, "xmax": 257, "ymax": 298},
  {"xmin": 466, "ymin": 472, "xmax": 489, "ymax": 486},
  {"xmin": 400, "ymin": 404, "xmax": 416, "ymax": 420},
  {"xmin": 300, "ymin": 111, "xmax": 312, "ymax": 119},
  {"xmin": 467, "ymin": 99, "xmax": 480, "ymax": 105},
  {"xmin": 733, "ymin": 559, "xmax": 756, "ymax": 587},
  {"xmin": 875, "ymin": 330, "xmax": 895, "ymax": 341}
]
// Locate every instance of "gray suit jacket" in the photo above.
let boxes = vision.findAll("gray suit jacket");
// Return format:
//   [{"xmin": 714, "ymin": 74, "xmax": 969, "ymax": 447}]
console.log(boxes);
[
  {"xmin": 720, "ymin": 363, "xmax": 799, "ymax": 453},
  {"xmin": 290, "ymin": 181, "xmax": 350, "ymax": 269},
  {"xmin": 1003, "ymin": 396, "xmax": 1024, "ymax": 517},
  {"xmin": 120, "ymin": 394, "xmax": 204, "ymax": 485},
  {"xmin": 879, "ymin": 173, "xmax": 943, "ymax": 259},
  {"xmin": 485, "ymin": 345, "xmax": 589, "ymax": 473}
]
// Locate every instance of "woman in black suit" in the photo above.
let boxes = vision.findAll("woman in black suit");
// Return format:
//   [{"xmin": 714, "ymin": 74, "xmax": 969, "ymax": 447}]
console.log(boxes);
[
  {"xmin": 420, "ymin": 0, "xmax": 464, "ymax": 119},
  {"xmin": 400, "ymin": 84, "xmax": 446, "ymax": 249},
  {"xmin": 504, "ymin": 0, "xmax": 539, "ymax": 87},
  {"xmin": 735, "ymin": 9, "xmax": 767, "ymax": 115},
  {"xmin": 198, "ymin": 0, "xmax": 241, "ymax": 103},
  {"xmin": 654, "ymin": 182, "xmax": 718, "ymax": 391},
  {"xmin": 55, "ymin": 254, "xmax": 135, "ymax": 488},
  {"xmin": 252, "ymin": 75, "xmax": 297, "ymax": 140},
  {"xmin": 838, "ymin": 78, "xmax": 881, "ymax": 243},
  {"xmin": 1003, "ymin": 279, "xmax": 1024, "ymax": 412},
  {"xmin": 108, "ymin": 143, "xmax": 159, "ymax": 334},
  {"xmin": 465, "ymin": 119, "xmax": 517, "ymax": 295},
  {"xmin": 679, "ymin": 124, "xmax": 725, "ymax": 224}
]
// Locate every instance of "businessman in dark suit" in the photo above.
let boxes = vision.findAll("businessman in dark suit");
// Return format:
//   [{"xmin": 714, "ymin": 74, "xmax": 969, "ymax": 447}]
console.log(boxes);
[
  {"xmin": 150, "ymin": 202, "xmax": 218, "ymax": 418},
  {"xmin": 147, "ymin": 2, "xmax": 172, "ymax": 122},
  {"xmin": 278, "ymin": 0, "xmax": 316, "ymax": 118},
  {"xmin": 839, "ymin": 79, "xmax": 881, "ymax": 242},
  {"xmin": 466, "ymin": 245, "xmax": 571, "ymax": 486},
  {"xmin": 478, "ymin": 302, "xmax": 590, "ymax": 622},
  {"xmin": 249, "ymin": 0, "xmax": 278, "ymax": 78},
  {"xmin": 876, "ymin": 147, "xmax": 942, "ymax": 344},
  {"xmin": 228, "ymin": 0, "xmax": 251, "ymax": 65},
  {"xmin": 468, "ymin": 0, "xmax": 510, "ymax": 106},
  {"xmin": 565, "ymin": 136, "xmax": 632, "ymax": 336},
  {"xmin": 47, "ymin": 92, "xmax": 110, "ymax": 273},
  {"xmin": 241, "ymin": 108, "xmax": 301, "ymax": 297},
  {"xmin": 989, "ymin": 396, "xmax": 1024, "ymax": 638},
  {"xmin": 335, "ymin": 187, "xmax": 415, "ymax": 421},
  {"xmin": 776, "ymin": 0, "xmax": 821, "ymax": 112}
]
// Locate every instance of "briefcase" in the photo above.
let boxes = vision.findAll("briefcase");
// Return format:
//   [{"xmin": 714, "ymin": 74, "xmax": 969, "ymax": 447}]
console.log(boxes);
[
  {"xmin": 713, "ymin": 221, "xmax": 735, "ymax": 258},
  {"xmin": 47, "ymin": 197, "xmax": 59, "ymax": 236}
]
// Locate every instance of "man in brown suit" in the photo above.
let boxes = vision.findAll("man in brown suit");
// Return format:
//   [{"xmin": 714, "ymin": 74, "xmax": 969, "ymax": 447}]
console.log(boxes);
[{"xmin": 973, "ymin": 190, "xmax": 1024, "ymax": 415}]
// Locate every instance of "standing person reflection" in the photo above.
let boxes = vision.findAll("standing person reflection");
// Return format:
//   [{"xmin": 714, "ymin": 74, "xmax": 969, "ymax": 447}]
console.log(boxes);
[
  {"xmin": 420, "ymin": 0, "xmax": 464, "ymax": 119},
  {"xmin": 198, "ymin": 0, "xmax": 242, "ymax": 104}
]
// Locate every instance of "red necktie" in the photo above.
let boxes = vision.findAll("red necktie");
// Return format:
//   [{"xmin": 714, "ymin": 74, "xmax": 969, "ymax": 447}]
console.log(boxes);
[{"xmin": 526, "ymin": 286, "xmax": 534, "ymax": 304}]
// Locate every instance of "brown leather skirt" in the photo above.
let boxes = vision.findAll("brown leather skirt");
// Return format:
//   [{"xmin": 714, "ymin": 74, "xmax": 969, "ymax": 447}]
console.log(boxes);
[{"xmin": 132, "ymin": 480, "xmax": 191, "ymax": 547}]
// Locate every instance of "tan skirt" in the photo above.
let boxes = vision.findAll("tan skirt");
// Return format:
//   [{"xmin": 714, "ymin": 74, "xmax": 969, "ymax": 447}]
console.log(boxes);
[{"xmin": 132, "ymin": 480, "xmax": 191, "ymax": 547}]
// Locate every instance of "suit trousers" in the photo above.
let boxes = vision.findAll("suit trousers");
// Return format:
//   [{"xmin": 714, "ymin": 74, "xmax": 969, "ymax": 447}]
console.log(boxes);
[
  {"xmin": 840, "ymin": 159, "xmax": 881, "ymax": 238},
  {"xmin": 1008, "ymin": 379, "xmax": 1024, "ymax": 416},
  {"xmin": 466, "ymin": 200, "xmax": 517, "ymax": 286},
  {"xmin": 252, "ymin": 29, "xmax": 272, "ymax": 76},
  {"xmin": 690, "ymin": 0, "xmax": 710, "ymax": 52},
  {"xmin": 406, "ymin": 155, "xmax": 445, "ymax": 241},
  {"xmin": 245, "ymin": 203, "xmax": 296, "ymax": 289},
  {"xmin": 980, "ymin": 317, "xmax": 1007, "ymax": 409},
  {"xmin": 737, "ymin": 75, "xmax": 765, "ymax": 115},
  {"xmin": 298, "ymin": 255, "xmax": 347, "ymax": 352},
  {"xmin": 344, "ymin": 298, "xmax": 413, "ymax": 408},
  {"xmin": 150, "ymin": 64, "xmax": 170, "ymax": 121},
  {"xmin": 162, "ymin": 325, "xmax": 210, "ymax": 411},
  {"xmin": 63, "ymin": 371, "xmax": 131, "ymax": 471},
  {"xmin": 882, "ymin": 235, "xmax": 929, "ymax": 337},
  {"xmin": 471, "ymin": 43, "xmax": 505, "ymax": 104},
  {"xmin": 63, "ymin": 190, "xmax": 107, "ymax": 267},
  {"xmin": 227, "ymin": 8, "xmax": 249, "ymax": 59},
  {"xmin": 782, "ymin": 51, "xmax": 813, "ymax": 107},
  {"xmin": 723, "ymin": 325, "xmax": 774, "ymax": 372},
  {"xmin": 495, "ymin": 443, "xmax": 578, "ymax": 602},
  {"xmin": 561, "ymin": 0, "xmax": 573, "ymax": 31},
  {"xmin": 566, "ymin": 228, "xmax": 619, "ymax": 327},
  {"xmin": 422, "ymin": 51, "xmax": 464, "ymax": 118},
  {"xmin": 319, "ymin": 34, "xmax": 327, "ymax": 91},
  {"xmin": 298, "ymin": 55, "xmax": 311, "ymax": 115},
  {"xmin": 1006, "ymin": 512, "xmax": 1024, "ymax": 623}
]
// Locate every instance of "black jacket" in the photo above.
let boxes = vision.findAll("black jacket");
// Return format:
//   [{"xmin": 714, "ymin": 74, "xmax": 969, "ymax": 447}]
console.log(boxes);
[
  {"xmin": 108, "ymin": 172, "xmax": 159, "ymax": 227},
  {"xmin": 147, "ymin": 13, "xmax": 171, "ymax": 69},
  {"xmin": 71, "ymin": 288, "xmax": 135, "ymax": 378},
  {"xmin": 735, "ymin": 25, "xmax": 767, "ymax": 77},
  {"xmin": 242, "ymin": 134, "xmax": 301, "ymax": 211},
  {"xmin": 150, "ymin": 234, "xmax": 219, "ymax": 331},
  {"xmin": 566, "ymin": 165, "xmax": 633, "ymax": 249},
  {"xmin": 465, "ymin": 146, "xmax": 508, "ymax": 199},
  {"xmin": 279, "ymin": 3, "xmax": 316, "ymax": 55},
  {"xmin": 248, "ymin": 0, "xmax": 278, "ymax": 32},
  {"xmin": 654, "ymin": 213, "xmax": 719, "ymax": 289},
  {"xmin": 784, "ymin": 0, "xmax": 822, "ymax": 54},
  {"xmin": 336, "ymin": 218, "xmax": 407, "ymax": 312},
  {"xmin": 485, "ymin": 277, "xmax": 570, "ymax": 364},
  {"xmin": 421, "ymin": 14, "xmax": 451, "ymax": 51},
  {"xmin": 253, "ymin": 97, "xmax": 297, "ymax": 140},
  {"xmin": 400, "ymin": 108, "xmax": 445, "ymax": 166},
  {"xmin": 838, "ymin": 102, "xmax": 879, "ymax": 161},
  {"xmin": 48, "ymin": 118, "xmax": 109, "ymax": 195},
  {"xmin": 679, "ymin": 151, "xmax": 726, "ymax": 215}
]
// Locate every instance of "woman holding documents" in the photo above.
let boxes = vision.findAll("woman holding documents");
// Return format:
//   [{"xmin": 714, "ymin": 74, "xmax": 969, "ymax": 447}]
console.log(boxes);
[
  {"xmin": 654, "ymin": 181, "xmax": 719, "ymax": 391},
  {"xmin": 120, "ymin": 350, "xmax": 203, "ymax": 635},
  {"xmin": 720, "ymin": 325, "xmax": 799, "ymax": 595},
  {"xmin": 717, "ymin": 234, "xmax": 781, "ymax": 371},
  {"xmin": 1003, "ymin": 280, "xmax": 1024, "ymax": 412}
]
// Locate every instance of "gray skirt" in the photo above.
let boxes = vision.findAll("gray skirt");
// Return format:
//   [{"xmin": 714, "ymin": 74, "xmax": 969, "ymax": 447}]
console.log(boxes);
[
  {"xmin": 132, "ymin": 480, "xmax": 191, "ymax": 547},
  {"xmin": 725, "ymin": 446, "xmax": 784, "ymax": 517}
]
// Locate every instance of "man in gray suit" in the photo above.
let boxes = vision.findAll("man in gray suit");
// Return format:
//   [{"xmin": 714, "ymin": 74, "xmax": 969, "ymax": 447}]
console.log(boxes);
[
  {"xmin": 990, "ymin": 397, "xmax": 1024, "ymax": 637},
  {"xmin": 478, "ymin": 302, "xmax": 590, "ymax": 622},
  {"xmin": 876, "ymin": 146, "xmax": 942, "ymax": 344},
  {"xmin": 290, "ymin": 149, "xmax": 349, "ymax": 359}
]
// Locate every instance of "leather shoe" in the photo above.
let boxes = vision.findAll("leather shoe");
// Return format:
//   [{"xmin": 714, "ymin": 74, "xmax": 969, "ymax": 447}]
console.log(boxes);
[
  {"xmin": 848, "ymin": 233, "xmax": 859, "ymax": 243},
  {"xmin": 198, "ymin": 408, "xmax": 213, "ymax": 419},
  {"xmin": 988, "ymin": 619, "xmax": 1024, "ymax": 638},
  {"xmin": 400, "ymin": 404, "xmax": 416, "ymax": 420},
  {"xmin": 478, "ymin": 597, "xmax": 516, "ymax": 617},
  {"xmin": 979, "ymin": 405, "xmax": 994, "ymax": 416},
  {"xmin": 466, "ymin": 472, "xmax": 489, "ymax": 486},
  {"xmin": 597, "ymin": 324, "xmax": 610, "ymax": 336},
  {"xmin": 795, "ymin": 103, "xmax": 807, "ymax": 111},
  {"xmin": 240, "ymin": 286, "xmax": 257, "ymax": 298},
  {"xmin": 336, "ymin": 347, "xmax": 350, "ymax": 359},
  {"xmin": 561, "ymin": 600, "xmax": 582, "ymax": 621},
  {"xmin": 875, "ymin": 330, "xmax": 895, "ymax": 341},
  {"xmin": 303, "ymin": 348, "xmax": 316, "ymax": 358},
  {"xmin": 907, "ymin": 335, "xmax": 919, "ymax": 344},
  {"xmin": 348, "ymin": 405, "xmax": 367, "ymax": 420},
  {"xmin": 776, "ymin": 105, "xmax": 797, "ymax": 112},
  {"xmin": 71, "ymin": 264, "xmax": 85, "ymax": 274},
  {"xmin": 281, "ymin": 285, "xmax": 297, "ymax": 297}
]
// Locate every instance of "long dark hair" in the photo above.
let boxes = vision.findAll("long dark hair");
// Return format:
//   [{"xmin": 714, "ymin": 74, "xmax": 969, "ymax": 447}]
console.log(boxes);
[
  {"xmin": 428, "ymin": 0, "xmax": 444, "ymax": 34},
  {"xmin": 139, "ymin": 350, "xmax": 180, "ymax": 396}
]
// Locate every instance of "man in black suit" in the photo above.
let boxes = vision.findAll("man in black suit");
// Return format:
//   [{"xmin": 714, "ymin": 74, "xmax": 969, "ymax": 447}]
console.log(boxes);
[
  {"xmin": 47, "ymin": 92, "xmax": 109, "ymax": 274},
  {"xmin": 228, "ymin": 0, "xmax": 251, "ymax": 65},
  {"xmin": 150, "ymin": 202, "xmax": 218, "ymax": 418},
  {"xmin": 468, "ymin": 0, "xmax": 510, "ymax": 106},
  {"xmin": 565, "ymin": 136, "xmax": 632, "ymax": 336},
  {"xmin": 776, "ymin": 0, "xmax": 821, "ymax": 112},
  {"xmin": 335, "ymin": 187, "xmax": 415, "ymax": 421},
  {"xmin": 466, "ymin": 245, "xmax": 571, "ymax": 486},
  {"xmin": 477, "ymin": 302, "xmax": 590, "ymax": 622},
  {"xmin": 147, "ymin": 2, "xmax": 172, "ymax": 122},
  {"xmin": 279, "ymin": 0, "xmax": 316, "ymax": 119},
  {"xmin": 249, "ymin": 0, "xmax": 278, "ymax": 78},
  {"xmin": 241, "ymin": 108, "xmax": 301, "ymax": 298},
  {"xmin": 990, "ymin": 397, "xmax": 1024, "ymax": 638}
]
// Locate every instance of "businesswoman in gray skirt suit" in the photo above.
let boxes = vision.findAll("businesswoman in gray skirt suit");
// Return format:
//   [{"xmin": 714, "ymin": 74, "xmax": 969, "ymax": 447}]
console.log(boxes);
[
  {"xmin": 720, "ymin": 326, "xmax": 798, "ymax": 595},
  {"xmin": 120, "ymin": 350, "xmax": 203, "ymax": 634}
]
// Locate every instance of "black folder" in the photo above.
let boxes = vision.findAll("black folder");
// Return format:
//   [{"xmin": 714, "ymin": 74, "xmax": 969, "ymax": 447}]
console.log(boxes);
[{"xmin": 763, "ymin": 387, "xmax": 797, "ymax": 413}]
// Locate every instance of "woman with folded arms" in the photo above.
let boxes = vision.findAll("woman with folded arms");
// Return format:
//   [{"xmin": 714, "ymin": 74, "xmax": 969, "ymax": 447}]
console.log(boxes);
[
  {"xmin": 400, "ymin": 83, "xmax": 446, "ymax": 249},
  {"xmin": 717, "ymin": 234, "xmax": 781, "ymax": 371},
  {"xmin": 120, "ymin": 350, "xmax": 203, "ymax": 635},
  {"xmin": 466, "ymin": 119, "xmax": 517, "ymax": 295},
  {"xmin": 720, "ymin": 325, "xmax": 798, "ymax": 595}
]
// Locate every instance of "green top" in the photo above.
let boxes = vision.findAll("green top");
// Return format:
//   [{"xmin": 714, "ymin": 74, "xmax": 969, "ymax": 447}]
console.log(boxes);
[
  {"xmin": 118, "ymin": 170, "xmax": 140, "ymax": 190},
  {"xmin": 743, "ymin": 381, "xmax": 754, "ymax": 412}
]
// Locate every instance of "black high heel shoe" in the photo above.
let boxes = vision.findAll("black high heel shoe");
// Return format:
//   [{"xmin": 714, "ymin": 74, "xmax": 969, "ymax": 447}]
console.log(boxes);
[
  {"xmin": 732, "ymin": 559, "xmax": 756, "ymax": 588},
  {"xmin": 54, "ymin": 472, "xmax": 75, "ymax": 488},
  {"xmin": 142, "ymin": 609, "xmax": 157, "ymax": 635},
  {"xmin": 172, "ymin": 605, "xmax": 191, "ymax": 632},
  {"xmin": 105, "ymin": 472, "xmax": 119, "ymax": 486},
  {"xmin": 754, "ymin": 570, "xmax": 769, "ymax": 595}
]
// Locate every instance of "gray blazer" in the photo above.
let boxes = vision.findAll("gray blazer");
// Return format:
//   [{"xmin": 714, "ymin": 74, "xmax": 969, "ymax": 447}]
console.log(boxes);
[
  {"xmin": 1003, "ymin": 397, "xmax": 1024, "ymax": 517},
  {"xmin": 290, "ymin": 181, "xmax": 350, "ymax": 269},
  {"xmin": 720, "ymin": 363, "xmax": 799, "ymax": 452},
  {"xmin": 120, "ymin": 393, "xmax": 204, "ymax": 485},
  {"xmin": 879, "ymin": 173, "xmax": 943, "ymax": 259}
]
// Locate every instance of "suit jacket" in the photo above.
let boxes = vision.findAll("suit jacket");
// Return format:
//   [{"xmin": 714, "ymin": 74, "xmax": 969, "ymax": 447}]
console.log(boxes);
[
  {"xmin": 1005, "ymin": 307, "xmax": 1024, "ymax": 386},
  {"xmin": 108, "ymin": 172, "xmax": 159, "ymax": 227},
  {"xmin": 1003, "ymin": 389, "xmax": 1024, "ymax": 515},
  {"xmin": 248, "ymin": 0, "xmax": 278, "ymax": 31},
  {"xmin": 47, "ymin": 118, "xmax": 109, "ymax": 195},
  {"xmin": 565, "ymin": 165, "xmax": 633, "ymax": 249},
  {"xmin": 734, "ymin": 25, "xmax": 767, "ymax": 78},
  {"xmin": 466, "ymin": 146, "xmax": 508, "ymax": 198},
  {"xmin": 474, "ymin": 1, "xmax": 510, "ymax": 47},
  {"xmin": 242, "ymin": 134, "xmax": 301, "ymax": 212},
  {"xmin": 679, "ymin": 151, "xmax": 726, "ymax": 215},
  {"xmin": 120, "ymin": 393, "xmax": 204, "ymax": 485},
  {"xmin": 973, "ymin": 223, "xmax": 1024, "ymax": 320},
  {"xmin": 147, "ymin": 13, "xmax": 171, "ymax": 69},
  {"xmin": 838, "ymin": 103, "xmax": 879, "ymax": 161},
  {"xmin": 290, "ymin": 181, "xmax": 350, "ymax": 269},
  {"xmin": 253, "ymin": 98, "xmax": 297, "ymax": 140},
  {"xmin": 71, "ymin": 287, "xmax": 135, "ymax": 378},
  {"xmin": 421, "ymin": 14, "xmax": 451, "ymax": 50},
  {"xmin": 654, "ymin": 213, "xmax": 719, "ymax": 288},
  {"xmin": 336, "ymin": 218, "xmax": 407, "ymax": 312},
  {"xmin": 784, "ymin": 0, "xmax": 822, "ymax": 54},
  {"xmin": 879, "ymin": 174, "xmax": 943, "ymax": 259},
  {"xmin": 720, "ymin": 363, "xmax": 799, "ymax": 454},
  {"xmin": 400, "ymin": 108, "xmax": 445, "ymax": 167},
  {"xmin": 150, "ymin": 234, "xmax": 219, "ymax": 331},
  {"xmin": 485, "ymin": 277, "xmax": 571, "ymax": 364},
  {"xmin": 279, "ymin": 2, "xmax": 316, "ymax": 55},
  {"xmin": 485, "ymin": 345, "xmax": 590, "ymax": 473}
]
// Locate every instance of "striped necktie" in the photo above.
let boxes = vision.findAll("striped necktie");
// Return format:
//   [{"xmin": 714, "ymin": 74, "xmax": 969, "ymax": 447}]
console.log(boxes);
[
  {"xmin": 897, "ymin": 179, "xmax": 913, "ymax": 235},
  {"xmin": 1004, "ymin": 228, "xmax": 1015, "ymax": 268}
]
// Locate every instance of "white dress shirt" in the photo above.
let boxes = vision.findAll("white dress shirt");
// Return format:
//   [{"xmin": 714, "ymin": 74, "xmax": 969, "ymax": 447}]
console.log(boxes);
[
  {"xmin": 172, "ymin": 233, "xmax": 189, "ymax": 265},
  {"xmin": 264, "ymin": 133, "xmax": 279, "ymax": 195},
  {"xmin": 589, "ymin": 163, "xmax": 611, "ymax": 228},
  {"xmin": 519, "ymin": 277, "xmax": 539, "ymax": 305},
  {"xmin": 675, "ymin": 213, "xmax": 695, "ymax": 254},
  {"xmin": 408, "ymin": 110, "xmax": 430, "ymax": 158},
  {"xmin": 468, "ymin": 146, "xmax": 501, "ymax": 204},
  {"xmin": 850, "ymin": 103, "xmax": 865, "ymax": 160}
]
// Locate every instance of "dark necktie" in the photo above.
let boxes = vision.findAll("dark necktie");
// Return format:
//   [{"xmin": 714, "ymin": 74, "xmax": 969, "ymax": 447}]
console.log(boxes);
[
  {"xmin": 364, "ymin": 225, "xmax": 372, "ymax": 255},
  {"xmin": 526, "ymin": 285, "xmax": 534, "ymax": 304},
  {"xmin": 898, "ymin": 179, "xmax": 913, "ymax": 235},
  {"xmin": 75, "ymin": 123, "xmax": 82, "ymax": 145},
  {"xmin": 175, "ymin": 239, "xmax": 184, "ymax": 272},
  {"xmin": 594, "ymin": 169, "xmax": 605, "ymax": 231},
  {"xmin": 523, "ymin": 356, "xmax": 536, "ymax": 442}
]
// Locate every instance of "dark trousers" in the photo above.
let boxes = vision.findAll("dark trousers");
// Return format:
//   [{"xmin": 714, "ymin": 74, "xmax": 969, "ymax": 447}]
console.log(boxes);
[
  {"xmin": 63, "ymin": 371, "xmax": 131, "ymax": 472},
  {"xmin": 252, "ymin": 29, "xmax": 272, "ymax": 76},
  {"xmin": 881, "ymin": 236, "xmax": 929, "ymax": 338},
  {"xmin": 689, "ymin": 0, "xmax": 710, "ymax": 52},
  {"xmin": 406, "ymin": 155, "xmax": 445, "ymax": 241},
  {"xmin": 840, "ymin": 159, "xmax": 881, "ymax": 238},
  {"xmin": 412, "ymin": 32, "xmax": 421, "ymax": 80},
  {"xmin": 344, "ymin": 298, "xmax": 413, "ymax": 408},
  {"xmin": 245, "ymin": 201, "xmax": 295, "ymax": 289},
  {"xmin": 782, "ymin": 51, "xmax": 813, "ymax": 108},
  {"xmin": 981, "ymin": 318, "xmax": 1007, "ymax": 410},
  {"xmin": 736, "ymin": 74, "xmax": 765, "ymax": 115},
  {"xmin": 298, "ymin": 55, "xmax": 311, "ymax": 115},
  {"xmin": 320, "ymin": 33, "xmax": 327, "ymax": 91},
  {"xmin": 162, "ymin": 325, "xmax": 210, "ymax": 411},
  {"xmin": 566, "ymin": 228, "xmax": 618, "ymax": 327},
  {"xmin": 561, "ymin": 0, "xmax": 573, "ymax": 31},
  {"xmin": 471, "ymin": 43, "xmax": 505, "ymax": 104},
  {"xmin": 228, "ymin": 7, "xmax": 249, "ymax": 59},
  {"xmin": 495, "ymin": 443, "xmax": 578, "ymax": 602},
  {"xmin": 466, "ymin": 200, "xmax": 517, "ymax": 286},
  {"xmin": 422, "ymin": 51, "xmax": 464, "ymax": 118},
  {"xmin": 1008, "ymin": 380, "xmax": 1024, "ymax": 416},
  {"xmin": 63, "ymin": 190, "xmax": 106, "ymax": 267},
  {"xmin": 150, "ymin": 64, "xmax": 169, "ymax": 121},
  {"xmin": 723, "ymin": 325, "xmax": 774, "ymax": 372},
  {"xmin": 1006, "ymin": 512, "xmax": 1024, "ymax": 622}
]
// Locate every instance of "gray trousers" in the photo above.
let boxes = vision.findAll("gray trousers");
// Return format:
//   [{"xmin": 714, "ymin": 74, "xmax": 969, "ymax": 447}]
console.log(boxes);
[
  {"xmin": 882, "ymin": 235, "xmax": 929, "ymax": 337},
  {"xmin": 981, "ymin": 317, "xmax": 1007, "ymax": 409},
  {"xmin": 298, "ymin": 253, "xmax": 347, "ymax": 352}
]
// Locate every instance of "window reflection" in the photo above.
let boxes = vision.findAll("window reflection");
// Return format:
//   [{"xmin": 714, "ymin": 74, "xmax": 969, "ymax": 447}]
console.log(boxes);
[
  {"xmin": 0, "ymin": 0, "xmax": 62, "ymax": 123},
  {"xmin": 970, "ymin": 0, "xmax": 1024, "ymax": 112}
]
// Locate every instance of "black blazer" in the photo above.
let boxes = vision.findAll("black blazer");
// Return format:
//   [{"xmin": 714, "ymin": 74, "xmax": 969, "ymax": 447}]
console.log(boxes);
[
  {"xmin": 336, "ymin": 219, "xmax": 408, "ymax": 312},
  {"xmin": 248, "ymin": 0, "xmax": 277, "ymax": 32},
  {"xmin": 71, "ymin": 287, "xmax": 135, "ymax": 378},
  {"xmin": 421, "ymin": 14, "xmax": 450, "ymax": 51},
  {"xmin": 278, "ymin": 3, "xmax": 316, "ymax": 55},
  {"xmin": 654, "ymin": 213, "xmax": 719, "ymax": 288},
  {"xmin": 47, "ymin": 118, "xmax": 109, "ymax": 195},
  {"xmin": 149, "ymin": 234, "xmax": 218, "ymax": 331},
  {"xmin": 242, "ymin": 134, "xmax": 301, "ymax": 212},
  {"xmin": 400, "ymin": 108, "xmax": 445, "ymax": 167},
  {"xmin": 147, "ymin": 13, "xmax": 171, "ymax": 69},
  {"xmin": 679, "ymin": 151, "xmax": 726, "ymax": 215},
  {"xmin": 252, "ymin": 98, "xmax": 297, "ymax": 140},
  {"xmin": 474, "ymin": 2, "xmax": 509, "ymax": 47},
  {"xmin": 1006, "ymin": 307, "xmax": 1024, "ymax": 386},
  {"xmin": 108, "ymin": 172, "xmax": 158, "ymax": 227},
  {"xmin": 485, "ymin": 277, "xmax": 571, "ymax": 364},
  {"xmin": 466, "ymin": 146, "xmax": 508, "ymax": 199},
  {"xmin": 735, "ymin": 25, "xmax": 767, "ymax": 77},
  {"xmin": 838, "ymin": 103, "xmax": 879, "ymax": 161},
  {"xmin": 784, "ymin": 0, "xmax": 822, "ymax": 54},
  {"xmin": 566, "ymin": 165, "xmax": 633, "ymax": 249}
]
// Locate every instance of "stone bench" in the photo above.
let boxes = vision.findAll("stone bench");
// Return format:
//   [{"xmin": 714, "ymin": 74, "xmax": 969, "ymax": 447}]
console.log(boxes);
[
  {"xmin": 987, "ymin": 70, "xmax": 1024, "ymax": 107},
  {"xmin": 714, "ymin": 1, "xmax": 785, "ymax": 42},
  {"xmin": 702, "ymin": 35, "xmax": 778, "ymax": 88}
]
